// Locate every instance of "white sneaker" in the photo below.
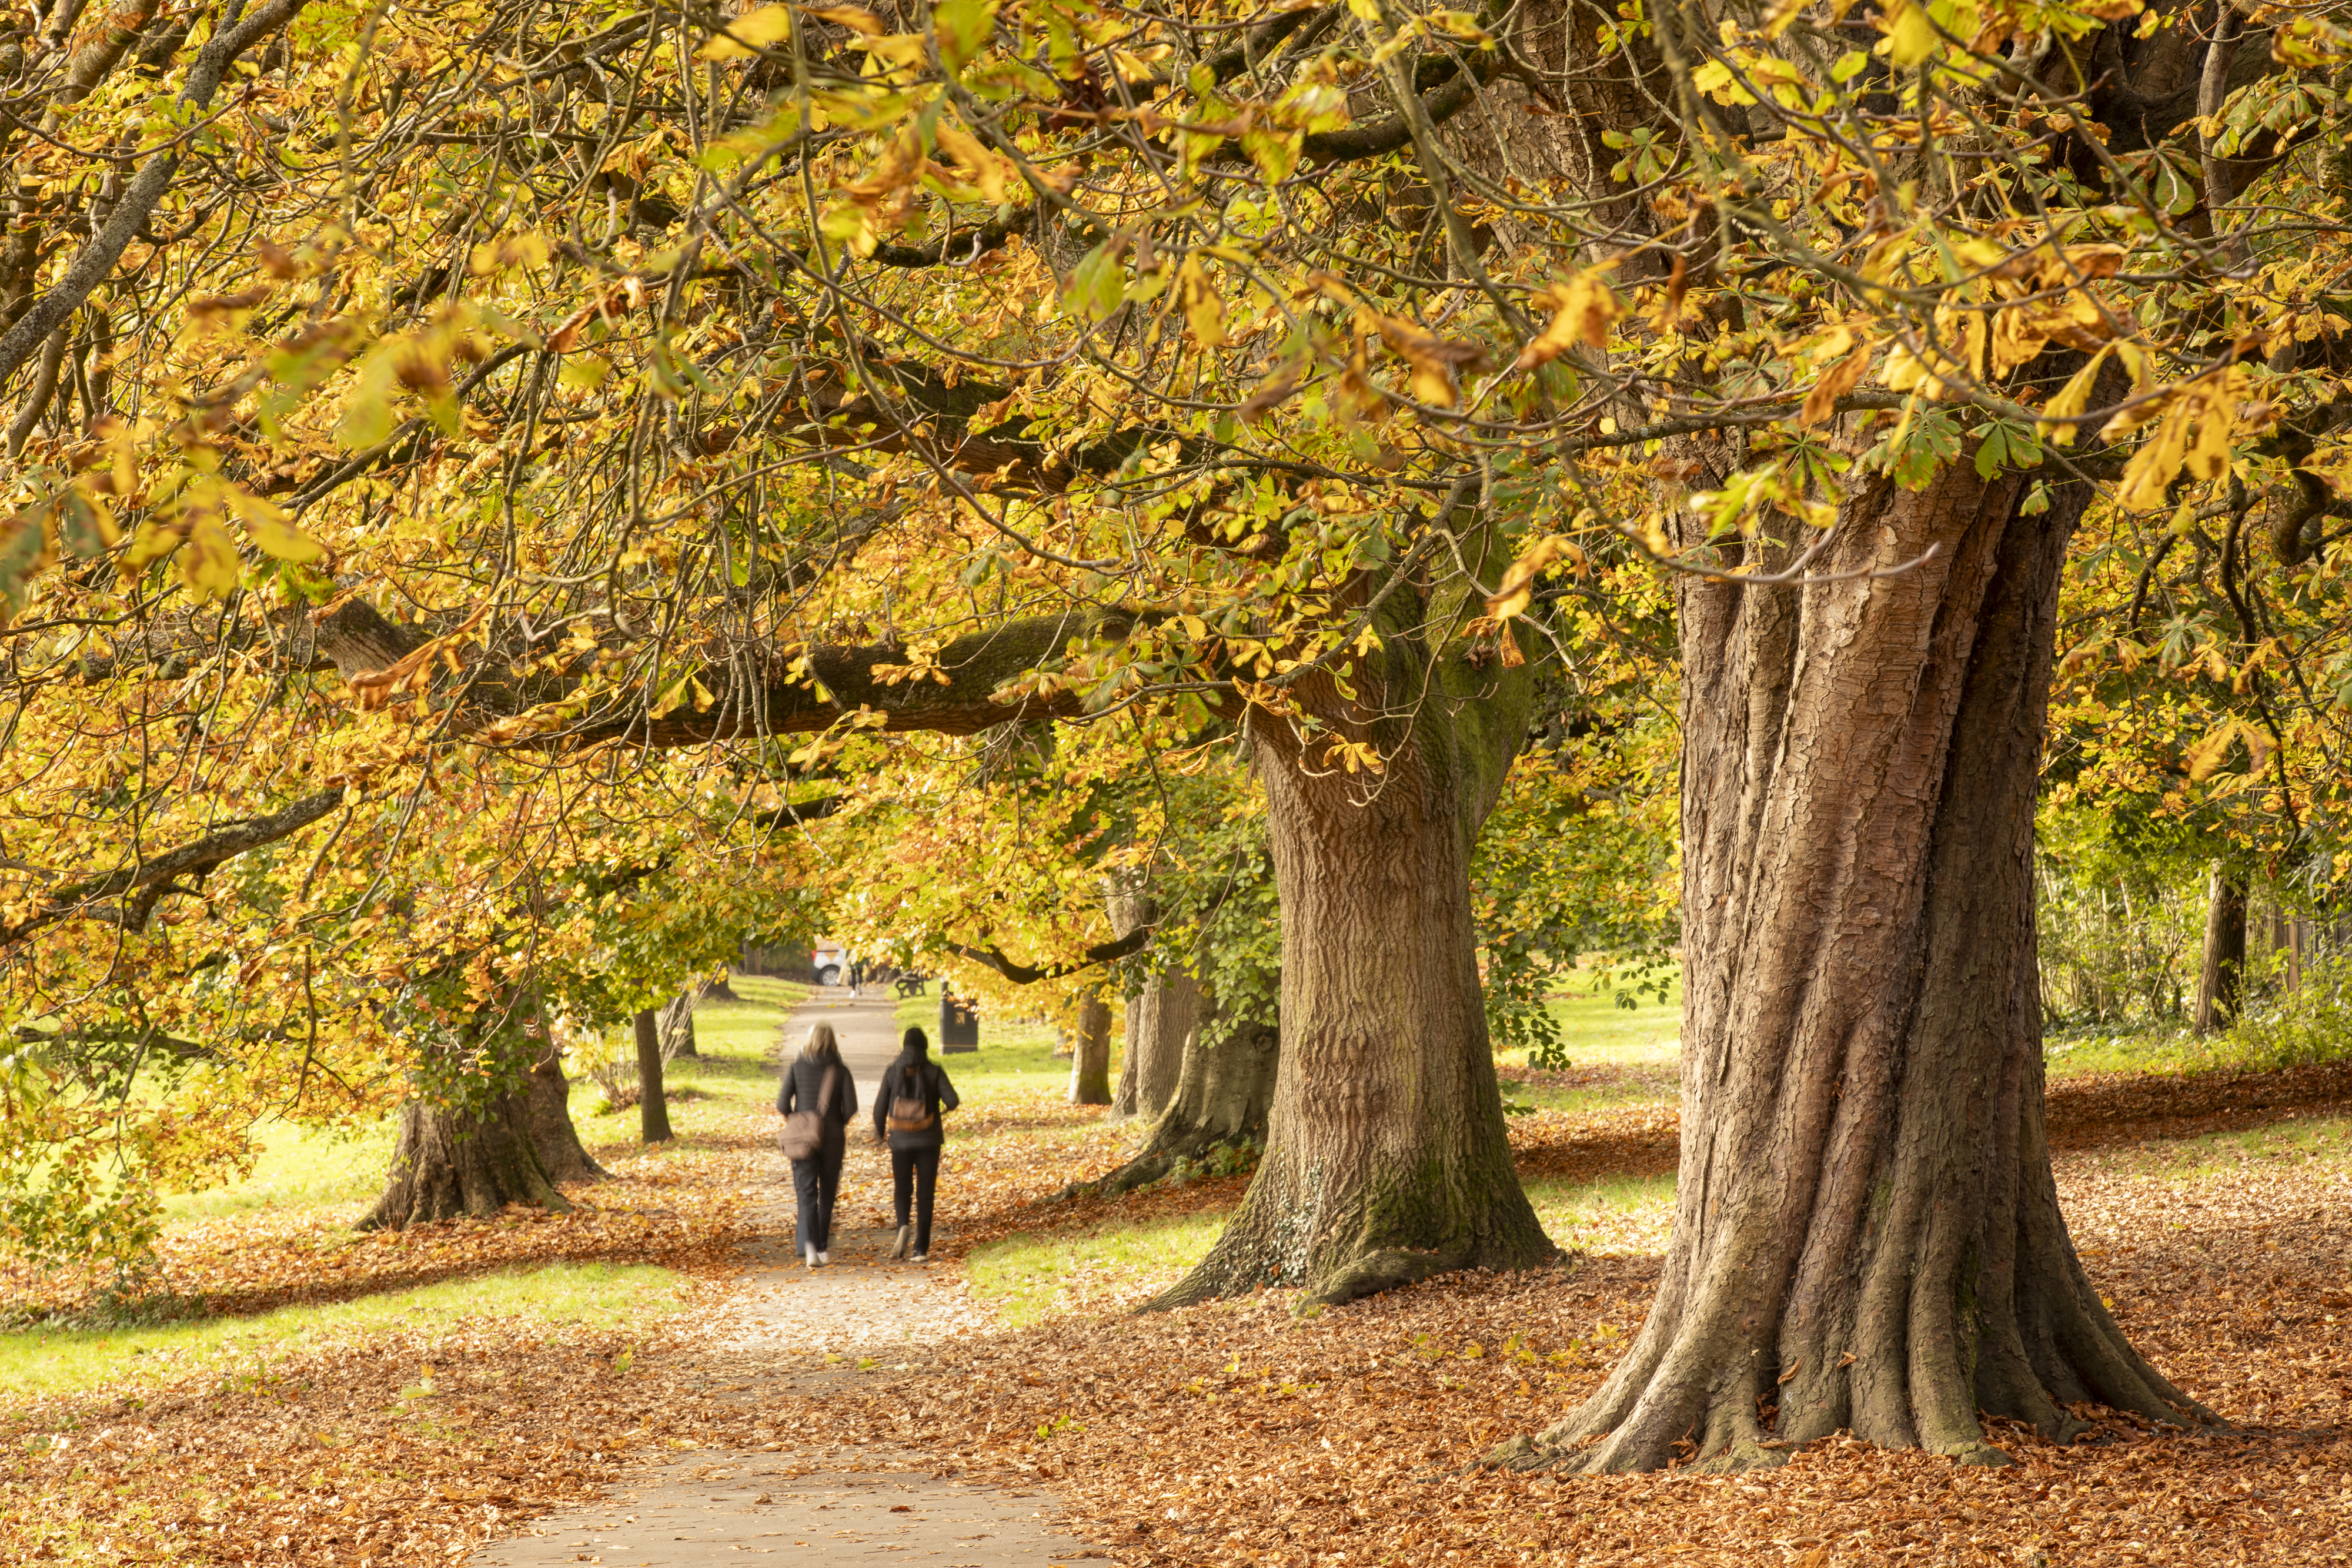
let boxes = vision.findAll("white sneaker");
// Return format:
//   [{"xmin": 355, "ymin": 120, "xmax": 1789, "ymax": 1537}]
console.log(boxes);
[
  {"xmin": 888, "ymin": 1225, "xmax": 910, "ymax": 1261},
  {"xmin": 909, "ymin": 1252, "xmax": 928, "ymax": 1264},
  {"xmin": 803, "ymin": 1243, "xmax": 817, "ymax": 1269},
  {"xmin": 817, "ymin": 1250, "xmax": 830, "ymax": 1266}
]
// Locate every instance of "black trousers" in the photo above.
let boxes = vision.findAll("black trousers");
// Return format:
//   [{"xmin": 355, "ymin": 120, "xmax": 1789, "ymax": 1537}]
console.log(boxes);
[
  {"xmin": 891, "ymin": 1144, "xmax": 940, "ymax": 1253},
  {"xmin": 791, "ymin": 1138, "xmax": 844, "ymax": 1252}
]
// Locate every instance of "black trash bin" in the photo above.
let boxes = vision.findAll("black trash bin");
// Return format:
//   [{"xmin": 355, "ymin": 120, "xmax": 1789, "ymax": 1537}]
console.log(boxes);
[{"xmin": 938, "ymin": 992, "xmax": 979, "ymax": 1052}]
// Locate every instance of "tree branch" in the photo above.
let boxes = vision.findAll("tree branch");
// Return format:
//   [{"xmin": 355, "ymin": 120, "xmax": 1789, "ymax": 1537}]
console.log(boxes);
[
  {"xmin": 0, "ymin": 784, "xmax": 348, "ymax": 948},
  {"xmin": 0, "ymin": 0, "xmax": 308, "ymax": 389},
  {"xmin": 944, "ymin": 925, "xmax": 1154, "ymax": 985}
]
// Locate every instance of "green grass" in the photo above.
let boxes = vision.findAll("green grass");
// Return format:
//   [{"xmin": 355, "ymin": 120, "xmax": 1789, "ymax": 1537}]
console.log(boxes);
[
  {"xmin": 1526, "ymin": 1172, "xmax": 1679, "ymax": 1255},
  {"xmin": 893, "ymin": 987, "xmax": 1085, "ymax": 1089},
  {"xmin": 964, "ymin": 1210, "xmax": 1225, "ymax": 1325},
  {"xmin": 160, "ymin": 1120, "xmax": 399, "ymax": 1225},
  {"xmin": 2039, "ymin": 1024, "xmax": 2213, "ymax": 1079},
  {"xmin": 580, "ymin": 981, "xmax": 805, "ymax": 1141},
  {"xmin": 0, "ymin": 1261, "xmax": 686, "ymax": 1405},
  {"xmin": 1489, "ymin": 977, "xmax": 1682, "ymax": 1115},
  {"xmin": 2078, "ymin": 1114, "xmax": 2352, "ymax": 1181}
]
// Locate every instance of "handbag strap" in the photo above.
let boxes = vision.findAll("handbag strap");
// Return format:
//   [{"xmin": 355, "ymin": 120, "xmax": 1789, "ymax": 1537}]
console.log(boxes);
[{"xmin": 816, "ymin": 1061, "xmax": 840, "ymax": 1118}]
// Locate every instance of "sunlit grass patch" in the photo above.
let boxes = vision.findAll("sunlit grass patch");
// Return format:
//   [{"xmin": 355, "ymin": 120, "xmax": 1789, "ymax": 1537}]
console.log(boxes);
[
  {"xmin": 894, "ymin": 989, "xmax": 1078, "ymax": 1090},
  {"xmin": 159, "ymin": 1119, "xmax": 399, "ymax": 1227},
  {"xmin": 0, "ymin": 1261, "xmax": 688, "ymax": 1405},
  {"xmin": 964, "ymin": 1210, "xmax": 1227, "ymax": 1325},
  {"xmin": 2041, "ymin": 1024, "xmax": 2210, "ymax": 1078},
  {"xmin": 1528, "ymin": 1171, "xmax": 1677, "ymax": 1256},
  {"xmin": 2085, "ymin": 1115, "xmax": 2352, "ymax": 1181}
]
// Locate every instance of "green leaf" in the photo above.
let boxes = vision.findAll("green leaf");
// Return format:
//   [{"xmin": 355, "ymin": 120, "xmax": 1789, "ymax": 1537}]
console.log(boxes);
[
  {"xmin": 0, "ymin": 509, "xmax": 53, "ymax": 626},
  {"xmin": 1064, "ymin": 241, "xmax": 1128, "ymax": 323},
  {"xmin": 934, "ymin": 0, "xmax": 997, "ymax": 72}
]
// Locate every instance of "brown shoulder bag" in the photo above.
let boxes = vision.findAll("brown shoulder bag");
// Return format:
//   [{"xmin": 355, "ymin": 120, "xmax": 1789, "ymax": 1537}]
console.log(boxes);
[{"xmin": 780, "ymin": 1062, "xmax": 840, "ymax": 1160}]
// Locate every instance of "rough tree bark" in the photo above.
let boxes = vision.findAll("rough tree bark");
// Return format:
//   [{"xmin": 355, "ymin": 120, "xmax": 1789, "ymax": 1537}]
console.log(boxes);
[
  {"xmin": 2194, "ymin": 871, "xmax": 2249, "ymax": 1034},
  {"xmin": 525, "ymin": 1044, "xmax": 612, "ymax": 1184},
  {"xmin": 1112, "ymin": 965, "xmax": 1197, "ymax": 1122},
  {"xmin": 1067, "ymin": 989, "xmax": 1113, "ymax": 1105},
  {"xmin": 635, "ymin": 1008, "xmax": 674, "ymax": 1143},
  {"xmin": 360, "ymin": 1089, "xmax": 572, "ymax": 1229},
  {"xmin": 1090, "ymin": 995, "xmax": 1279, "ymax": 1196},
  {"xmin": 361, "ymin": 1001, "xmax": 603, "ymax": 1227},
  {"xmin": 1489, "ymin": 462, "xmax": 2206, "ymax": 1475},
  {"xmin": 1152, "ymin": 590, "xmax": 1553, "ymax": 1308}
]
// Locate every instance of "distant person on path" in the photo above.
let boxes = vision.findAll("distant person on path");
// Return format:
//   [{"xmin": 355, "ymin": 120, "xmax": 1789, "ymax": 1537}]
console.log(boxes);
[
  {"xmin": 778, "ymin": 1022, "xmax": 858, "ymax": 1267},
  {"xmin": 873, "ymin": 1025, "xmax": 959, "ymax": 1263}
]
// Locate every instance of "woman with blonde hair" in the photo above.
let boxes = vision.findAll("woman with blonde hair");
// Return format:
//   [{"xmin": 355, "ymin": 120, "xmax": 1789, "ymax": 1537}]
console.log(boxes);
[{"xmin": 777, "ymin": 1021, "xmax": 857, "ymax": 1267}]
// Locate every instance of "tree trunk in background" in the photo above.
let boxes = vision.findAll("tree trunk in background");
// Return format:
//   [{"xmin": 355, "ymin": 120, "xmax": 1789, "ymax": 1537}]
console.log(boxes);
[
  {"xmin": 525, "ymin": 1045, "xmax": 612, "ymax": 1183},
  {"xmin": 634, "ymin": 1009, "xmax": 673, "ymax": 1142},
  {"xmin": 360, "ymin": 1091, "xmax": 570, "ymax": 1229},
  {"xmin": 1493, "ymin": 462, "xmax": 2201, "ymax": 1476},
  {"xmin": 1154, "ymin": 667, "xmax": 1552, "ymax": 1307},
  {"xmin": 2195, "ymin": 872, "xmax": 2248, "ymax": 1034},
  {"xmin": 659, "ymin": 982, "xmax": 706, "ymax": 1057},
  {"xmin": 1067, "ymin": 989, "xmax": 1112, "ymax": 1105},
  {"xmin": 1090, "ymin": 998, "xmax": 1278, "ymax": 1195},
  {"xmin": 1113, "ymin": 966, "xmax": 1198, "ymax": 1122}
]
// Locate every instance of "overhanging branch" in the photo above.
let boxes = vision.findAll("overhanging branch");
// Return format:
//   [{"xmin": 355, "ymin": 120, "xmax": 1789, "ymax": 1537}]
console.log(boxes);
[{"xmin": 944, "ymin": 925, "xmax": 1154, "ymax": 985}]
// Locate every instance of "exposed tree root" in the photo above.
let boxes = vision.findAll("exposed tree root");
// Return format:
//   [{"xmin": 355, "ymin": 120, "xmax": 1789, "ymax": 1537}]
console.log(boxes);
[{"xmin": 360, "ymin": 1092, "xmax": 572, "ymax": 1231}]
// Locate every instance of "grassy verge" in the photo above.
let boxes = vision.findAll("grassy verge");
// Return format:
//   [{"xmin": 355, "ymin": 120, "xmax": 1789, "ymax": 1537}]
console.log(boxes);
[
  {"xmin": 963, "ymin": 1209, "xmax": 1226, "ymax": 1325},
  {"xmin": 1526, "ymin": 1172, "xmax": 1678, "ymax": 1256},
  {"xmin": 159, "ymin": 1119, "xmax": 399, "ymax": 1225},
  {"xmin": 0, "ymin": 1261, "xmax": 687, "ymax": 1405},
  {"xmin": 893, "ymin": 985, "xmax": 1091, "ymax": 1091}
]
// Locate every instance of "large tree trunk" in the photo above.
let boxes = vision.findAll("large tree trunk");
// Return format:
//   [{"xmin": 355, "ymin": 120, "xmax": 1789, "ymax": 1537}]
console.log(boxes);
[
  {"xmin": 525, "ymin": 1045, "xmax": 613, "ymax": 1183},
  {"xmin": 1154, "ymin": 634, "xmax": 1552, "ymax": 1305},
  {"xmin": 634, "ymin": 1008, "xmax": 673, "ymax": 1142},
  {"xmin": 1493, "ymin": 463, "xmax": 2204, "ymax": 1475},
  {"xmin": 360, "ymin": 1090, "xmax": 572, "ymax": 1229},
  {"xmin": 1112, "ymin": 966, "xmax": 1198, "ymax": 1122},
  {"xmin": 1090, "ymin": 997, "xmax": 1278, "ymax": 1196},
  {"xmin": 1067, "ymin": 989, "xmax": 1112, "ymax": 1105},
  {"xmin": 2194, "ymin": 871, "xmax": 2249, "ymax": 1034}
]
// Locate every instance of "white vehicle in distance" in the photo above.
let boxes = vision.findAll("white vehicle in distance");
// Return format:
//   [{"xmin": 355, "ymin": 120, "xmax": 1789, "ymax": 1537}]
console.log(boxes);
[{"xmin": 813, "ymin": 938, "xmax": 849, "ymax": 987}]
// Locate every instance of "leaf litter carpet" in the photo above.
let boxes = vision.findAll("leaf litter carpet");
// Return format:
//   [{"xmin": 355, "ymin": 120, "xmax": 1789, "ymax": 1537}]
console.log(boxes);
[{"xmin": 1, "ymin": 1064, "xmax": 2347, "ymax": 1566}]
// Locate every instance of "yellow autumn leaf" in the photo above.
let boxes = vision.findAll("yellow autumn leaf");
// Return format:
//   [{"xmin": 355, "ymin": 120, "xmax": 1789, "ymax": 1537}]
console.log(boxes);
[
  {"xmin": 1802, "ymin": 337, "xmax": 1873, "ymax": 426},
  {"xmin": 223, "ymin": 486, "xmax": 326, "ymax": 564},
  {"xmin": 2182, "ymin": 722, "xmax": 2240, "ymax": 783},
  {"xmin": 803, "ymin": 3, "xmax": 883, "ymax": 34},
  {"xmin": 179, "ymin": 511, "xmax": 243, "ymax": 600},
  {"xmin": 1515, "ymin": 272, "xmax": 1619, "ymax": 370},
  {"xmin": 2112, "ymin": 399, "xmax": 2191, "ymax": 511},
  {"xmin": 1485, "ymin": 536, "xmax": 1566, "ymax": 621},
  {"xmin": 931, "ymin": 121, "xmax": 1008, "ymax": 204},
  {"xmin": 1176, "ymin": 255, "xmax": 1227, "ymax": 349},
  {"xmin": 1883, "ymin": 0, "xmax": 1939, "ymax": 67},
  {"xmin": 697, "ymin": 5, "xmax": 796, "ymax": 59},
  {"xmin": 2035, "ymin": 347, "xmax": 2109, "ymax": 445}
]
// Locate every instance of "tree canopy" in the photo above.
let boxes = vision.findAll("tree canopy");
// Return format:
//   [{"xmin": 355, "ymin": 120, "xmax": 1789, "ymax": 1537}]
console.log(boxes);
[{"xmin": 5, "ymin": 0, "xmax": 2352, "ymax": 1465}]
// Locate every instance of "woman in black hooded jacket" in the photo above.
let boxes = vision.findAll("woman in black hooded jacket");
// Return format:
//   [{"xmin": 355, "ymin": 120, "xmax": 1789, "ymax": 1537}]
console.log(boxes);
[{"xmin": 871, "ymin": 1026, "xmax": 958, "ymax": 1262}]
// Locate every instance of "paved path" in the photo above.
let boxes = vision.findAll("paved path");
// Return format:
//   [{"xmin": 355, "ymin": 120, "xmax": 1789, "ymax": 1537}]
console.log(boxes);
[{"xmin": 470, "ymin": 991, "xmax": 1088, "ymax": 1567}]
